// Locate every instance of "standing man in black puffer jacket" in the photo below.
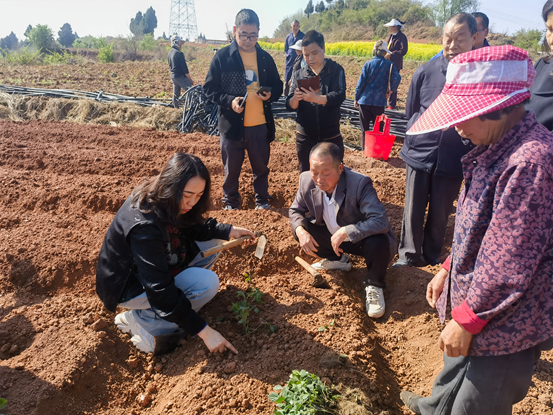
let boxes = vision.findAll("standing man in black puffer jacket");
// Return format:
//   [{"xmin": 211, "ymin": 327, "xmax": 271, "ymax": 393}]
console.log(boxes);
[
  {"xmin": 203, "ymin": 9, "xmax": 283, "ymax": 211},
  {"xmin": 168, "ymin": 35, "xmax": 194, "ymax": 108},
  {"xmin": 286, "ymin": 30, "xmax": 346, "ymax": 172}
]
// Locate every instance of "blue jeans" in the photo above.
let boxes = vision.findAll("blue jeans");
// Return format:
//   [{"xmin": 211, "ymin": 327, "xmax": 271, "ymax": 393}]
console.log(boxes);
[{"xmin": 118, "ymin": 239, "xmax": 222, "ymax": 338}]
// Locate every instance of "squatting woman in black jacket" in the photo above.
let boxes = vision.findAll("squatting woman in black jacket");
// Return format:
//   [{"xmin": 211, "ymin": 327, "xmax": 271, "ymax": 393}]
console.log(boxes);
[{"xmin": 96, "ymin": 153, "xmax": 255, "ymax": 355}]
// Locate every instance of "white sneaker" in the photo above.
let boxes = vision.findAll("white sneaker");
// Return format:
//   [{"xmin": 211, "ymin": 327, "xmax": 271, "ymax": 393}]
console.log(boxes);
[
  {"xmin": 311, "ymin": 254, "xmax": 352, "ymax": 271},
  {"xmin": 114, "ymin": 311, "xmax": 155, "ymax": 353},
  {"xmin": 365, "ymin": 286, "xmax": 385, "ymax": 318}
]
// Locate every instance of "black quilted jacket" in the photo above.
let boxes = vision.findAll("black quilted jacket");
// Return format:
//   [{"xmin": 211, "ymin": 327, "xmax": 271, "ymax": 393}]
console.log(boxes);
[{"xmin": 203, "ymin": 40, "xmax": 283, "ymax": 141}]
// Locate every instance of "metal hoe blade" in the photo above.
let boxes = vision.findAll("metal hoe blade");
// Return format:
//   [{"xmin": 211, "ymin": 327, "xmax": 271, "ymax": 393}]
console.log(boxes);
[{"xmin": 254, "ymin": 234, "xmax": 267, "ymax": 259}]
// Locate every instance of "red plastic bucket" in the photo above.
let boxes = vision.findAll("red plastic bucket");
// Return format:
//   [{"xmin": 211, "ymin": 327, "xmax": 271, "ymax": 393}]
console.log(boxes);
[{"xmin": 364, "ymin": 115, "xmax": 396, "ymax": 161}]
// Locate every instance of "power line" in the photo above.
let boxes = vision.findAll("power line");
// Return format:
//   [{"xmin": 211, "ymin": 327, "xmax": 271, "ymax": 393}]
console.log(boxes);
[{"xmin": 478, "ymin": 6, "xmax": 543, "ymax": 30}]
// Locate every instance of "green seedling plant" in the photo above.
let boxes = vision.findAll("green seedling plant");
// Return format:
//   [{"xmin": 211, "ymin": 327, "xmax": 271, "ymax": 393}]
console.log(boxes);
[
  {"xmin": 269, "ymin": 370, "xmax": 340, "ymax": 414},
  {"xmin": 231, "ymin": 272, "xmax": 264, "ymax": 333},
  {"xmin": 0, "ymin": 397, "xmax": 6, "ymax": 414}
]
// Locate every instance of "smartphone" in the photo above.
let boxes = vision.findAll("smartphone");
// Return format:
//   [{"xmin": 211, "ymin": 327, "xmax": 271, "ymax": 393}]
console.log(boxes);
[
  {"xmin": 257, "ymin": 86, "xmax": 272, "ymax": 95},
  {"xmin": 240, "ymin": 92, "xmax": 248, "ymax": 108}
]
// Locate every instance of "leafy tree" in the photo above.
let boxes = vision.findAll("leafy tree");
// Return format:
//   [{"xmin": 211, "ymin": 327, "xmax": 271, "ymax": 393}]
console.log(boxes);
[
  {"xmin": 139, "ymin": 33, "xmax": 156, "ymax": 50},
  {"xmin": 305, "ymin": 0, "xmax": 314, "ymax": 17},
  {"xmin": 335, "ymin": 0, "xmax": 345, "ymax": 9},
  {"xmin": 28, "ymin": 24, "xmax": 56, "ymax": 52},
  {"xmin": 130, "ymin": 7, "xmax": 158, "ymax": 36},
  {"xmin": 58, "ymin": 23, "xmax": 76, "ymax": 47},
  {"xmin": 143, "ymin": 7, "xmax": 158, "ymax": 35},
  {"xmin": 130, "ymin": 11, "xmax": 146, "ymax": 36},
  {"xmin": 0, "ymin": 32, "xmax": 19, "ymax": 50},
  {"xmin": 24, "ymin": 25, "xmax": 33, "ymax": 38},
  {"xmin": 513, "ymin": 28, "xmax": 543, "ymax": 51},
  {"xmin": 315, "ymin": 1, "xmax": 326, "ymax": 13},
  {"xmin": 430, "ymin": 0, "xmax": 479, "ymax": 27}
]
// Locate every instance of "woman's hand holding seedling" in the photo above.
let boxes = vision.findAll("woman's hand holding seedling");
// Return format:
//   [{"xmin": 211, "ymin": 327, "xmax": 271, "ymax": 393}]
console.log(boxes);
[{"xmin": 198, "ymin": 325, "xmax": 238, "ymax": 354}]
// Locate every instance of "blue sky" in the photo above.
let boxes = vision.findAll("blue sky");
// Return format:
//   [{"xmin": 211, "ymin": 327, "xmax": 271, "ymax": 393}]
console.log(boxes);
[{"xmin": 0, "ymin": 0, "xmax": 546, "ymax": 41}]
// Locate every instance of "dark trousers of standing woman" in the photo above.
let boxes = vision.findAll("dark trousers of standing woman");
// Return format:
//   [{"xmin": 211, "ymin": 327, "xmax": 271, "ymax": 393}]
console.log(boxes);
[
  {"xmin": 296, "ymin": 133, "xmax": 344, "ymax": 172},
  {"xmin": 358, "ymin": 104, "xmax": 385, "ymax": 150},
  {"xmin": 388, "ymin": 69, "xmax": 400, "ymax": 109}
]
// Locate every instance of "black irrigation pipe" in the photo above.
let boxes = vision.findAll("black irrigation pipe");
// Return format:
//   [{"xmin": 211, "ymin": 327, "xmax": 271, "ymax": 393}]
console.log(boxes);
[
  {"xmin": 0, "ymin": 84, "xmax": 408, "ymax": 148},
  {"xmin": 176, "ymin": 86, "xmax": 409, "ymax": 150},
  {"xmin": 0, "ymin": 84, "xmax": 173, "ymax": 107}
]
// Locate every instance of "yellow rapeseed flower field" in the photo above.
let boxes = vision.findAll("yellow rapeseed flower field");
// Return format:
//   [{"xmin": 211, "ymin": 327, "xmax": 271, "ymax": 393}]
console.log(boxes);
[{"xmin": 258, "ymin": 41, "xmax": 441, "ymax": 61}]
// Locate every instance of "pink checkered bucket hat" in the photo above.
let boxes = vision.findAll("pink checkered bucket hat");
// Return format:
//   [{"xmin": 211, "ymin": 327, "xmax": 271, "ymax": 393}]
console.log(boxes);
[{"xmin": 407, "ymin": 45, "xmax": 536, "ymax": 135}]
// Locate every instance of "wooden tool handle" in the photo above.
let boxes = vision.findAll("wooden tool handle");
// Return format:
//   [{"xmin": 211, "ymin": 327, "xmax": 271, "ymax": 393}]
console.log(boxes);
[
  {"xmin": 200, "ymin": 235, "xmax": 252, "ymax": 257},
  {"xmin": 295, "ymin": 256, "xmax": 322, "ymax": 278}
]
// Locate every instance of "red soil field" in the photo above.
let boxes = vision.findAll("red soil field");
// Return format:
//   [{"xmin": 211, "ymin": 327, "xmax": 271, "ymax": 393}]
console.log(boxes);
[{"xmin": 0, "ymin": 120, "xmax": 551, "ymax": 415}]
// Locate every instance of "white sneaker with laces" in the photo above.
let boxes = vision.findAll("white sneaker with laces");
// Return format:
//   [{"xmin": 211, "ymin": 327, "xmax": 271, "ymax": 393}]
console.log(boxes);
[
  {"xmin": 365, "ymin": 286, "xmax": 385, "ymax": 318},
  {"xmin": 114, "ymin": 311, "xmax": 155, "ymax": 353},
  {"xmin": 311, "ymin": 254, "xmax": 352, "ymax": 271}
]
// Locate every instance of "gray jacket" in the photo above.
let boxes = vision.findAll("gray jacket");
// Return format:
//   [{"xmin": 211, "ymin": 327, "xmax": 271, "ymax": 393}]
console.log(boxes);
[{"xmin": 289, "ymin": 167, "xmax": 397, "ymax": 257}]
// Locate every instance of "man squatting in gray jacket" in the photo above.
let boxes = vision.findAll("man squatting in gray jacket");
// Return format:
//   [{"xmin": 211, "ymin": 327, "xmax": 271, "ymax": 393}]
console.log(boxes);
[{"xmin": 289, "ymin": 142, "xmax": 397, "ymax": 318}]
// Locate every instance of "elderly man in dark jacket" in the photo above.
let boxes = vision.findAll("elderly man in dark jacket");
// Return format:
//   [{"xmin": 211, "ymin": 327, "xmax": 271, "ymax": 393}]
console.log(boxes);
[
  {"xmin": 168, "ymin": 35, "xmax": 194, "ymax": 108},
  {"xmin": 284, "ymin": 19, "xmax": 304, "ymax": 96},
  {"xmin": 289, "ymin": 142, "xmax": 397, "ymax": 318},
  {"xmin": 393, "ymin": 13, "xmax": 478, "ymax": 268},
  {"xmin": 203, "ymin": 9, "xmax": 283, "ymax": 210}
]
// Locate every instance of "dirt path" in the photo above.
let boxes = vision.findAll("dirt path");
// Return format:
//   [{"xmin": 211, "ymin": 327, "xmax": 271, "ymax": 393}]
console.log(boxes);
[{"xmin": 0, "ymin": 120, "xmax": 551, "ymax": 415}]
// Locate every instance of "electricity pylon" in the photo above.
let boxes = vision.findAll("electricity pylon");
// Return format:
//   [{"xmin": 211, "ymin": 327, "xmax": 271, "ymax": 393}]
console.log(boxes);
[{"xmin": 169, "ymin": 0, "xmax": 198, "ymax": 42}]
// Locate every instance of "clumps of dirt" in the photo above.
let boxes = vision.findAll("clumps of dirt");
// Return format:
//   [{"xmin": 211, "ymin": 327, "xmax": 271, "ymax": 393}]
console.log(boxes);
[{"xmin": 0, "ymin": 93, "xmax": 182, "ymax": 130}]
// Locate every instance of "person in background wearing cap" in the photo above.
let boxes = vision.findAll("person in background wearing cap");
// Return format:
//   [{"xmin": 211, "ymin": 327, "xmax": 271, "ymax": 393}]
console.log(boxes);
[
  {"xmin": 392, "ymin": 13, "xmax": 477, "ymax": 270},
  {"xmin": 399, "ymin": 45, "xmax": 553, "ymax": 415},
  {"xmin": 430, "ymin": 12, "xmax": 490, "ymax": 61},
  {"xmin": 526, "ymin": 0, "xmax": 553, "ymax": 131},
  {"xmin": 284, "ymin": 20, "xmax": 305, "ymax": 96},
  {"xmin": 384, "ymin": 19, "xmax": 408, "ymax": 110},
  {"xmin": 168, "ymin": 35, "xmax": 194, "ymax": 108},
  {"xmin": 354, "ymin": 40, "xmax": 401, "ymax": 150},
  {"xmin": 286, "ymin": 39, "xmax": 305, "ymax": 93},
  {"xmin": 203, "ymin": 9, "xmax": 283, "ymax": 211}
]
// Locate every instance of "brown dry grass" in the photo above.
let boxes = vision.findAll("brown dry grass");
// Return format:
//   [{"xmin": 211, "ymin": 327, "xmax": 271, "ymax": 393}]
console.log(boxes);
[{"xmin": 0, "ymin": 93, "xmax": 182, "ymax": 130}]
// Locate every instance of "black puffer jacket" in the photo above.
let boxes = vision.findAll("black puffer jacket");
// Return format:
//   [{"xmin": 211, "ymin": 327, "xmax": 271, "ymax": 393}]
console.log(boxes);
[
  {"xmin": 203, "ymin": 40, "xmax": 283, "ymax": 141},
  {"xmin": 526, "ymin": 58, "xmax": 553, "ymax": 132},
  {"xmin": 286, "ymin": 58, "xmax": 346, "ymax": 140},
  {"xmin": 96, "ymin": 196, "xmax": 231, "ymax": 336}
]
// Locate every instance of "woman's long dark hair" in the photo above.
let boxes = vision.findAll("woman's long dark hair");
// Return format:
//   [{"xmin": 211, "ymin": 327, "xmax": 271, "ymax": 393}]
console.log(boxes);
[
  {"xmin": 542, "ymin": 0, "xmax": 553, "ymax": 61},
  {"xmin": 130, "ymin": 152, "xmax": 211, "ymax": 227}
]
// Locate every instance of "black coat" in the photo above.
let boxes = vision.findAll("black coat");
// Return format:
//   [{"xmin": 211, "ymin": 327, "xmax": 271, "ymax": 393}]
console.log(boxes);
[
  {"xmin": 526, "ymin": 58, "xmax": 553, "ymax": 132},
  {"xmin": 167, "ymin": 46, "xmax": 189, "ymax": 78},
  {"xmin": 387, "ymin": 31, "xmax": 408, "ymax": 71},
  {"xmin": 285, "ymin": 58, "xmax": 346, "ymax": 140},
  {"xmin": 95, "ymin": 196, "xmax": 231, "ymax": 336},
  {"xmin": 400, "ymin": 54, "xmax": 474, "ymax": 177},
  {"xmin": 203, "ymin": 41, "xmax": 283, "ymax": 141}
]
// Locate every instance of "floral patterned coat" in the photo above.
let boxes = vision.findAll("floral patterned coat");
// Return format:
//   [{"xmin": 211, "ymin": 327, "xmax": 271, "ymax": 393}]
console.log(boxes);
[{"xmin": 439, "ymin": 112, "xmax": 553, "ymax": 356}]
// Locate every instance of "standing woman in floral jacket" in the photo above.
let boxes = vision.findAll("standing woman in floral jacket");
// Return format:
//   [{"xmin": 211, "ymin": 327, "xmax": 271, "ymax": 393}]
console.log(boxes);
[
  {"xmin": 354, "ymin": 40, "xmax": 401, "ymax": 150},
  {"xmin": 96, "ymin": 153, "xmax": 256, "ymax": 355},
  {"xmin": 384, "ymin": 19, "xmax": 408, "ymax": 110}
]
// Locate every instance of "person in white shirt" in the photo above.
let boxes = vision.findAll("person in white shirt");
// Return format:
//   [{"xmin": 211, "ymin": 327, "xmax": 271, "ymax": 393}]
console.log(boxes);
[{"xmin": 289, "ymin": 142, "xmax": 397, "ymax": 318}]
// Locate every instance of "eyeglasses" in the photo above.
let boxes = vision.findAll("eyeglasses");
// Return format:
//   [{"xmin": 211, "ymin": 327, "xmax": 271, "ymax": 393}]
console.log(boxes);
[{"xmin": 238, "ymin": 34, "xmax": 259, "ymax": 41}]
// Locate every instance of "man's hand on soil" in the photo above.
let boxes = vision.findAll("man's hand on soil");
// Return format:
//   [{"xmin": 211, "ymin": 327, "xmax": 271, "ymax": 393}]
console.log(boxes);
[
  {"xmin": 438, "ymin": 320, "xmax": 473, "ymax": 357},
  {"xmin": 231, "ymin": 96, "xmax": 245, "ymax": 113},
  {"xmin": 297, "ymin": 226, "xmax": 319, "ymax": 257},
  {"xmin": 330, "ymin": 227, "xmax": 348, "ymax": 257},
  {"xmin": 198, "ymin": 325, "xmax": 238, "ymax": 354},
  {"xmin": 426, "ymin": 268, "xmax": 448, "ymax": 308}
]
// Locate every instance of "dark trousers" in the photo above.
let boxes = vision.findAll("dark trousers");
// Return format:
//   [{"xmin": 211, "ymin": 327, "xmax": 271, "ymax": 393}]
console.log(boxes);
[
  {"xmin": 220, "ymin": 124, "xmax": 271, "ymax": 208},
  {"xmin": 305, "ymin": 222, "xmax": 390, "ymax": 289},
  {"xmin": 419, "ymin": 338, "xmax": 553, "ymax": 415},
  {"xmin": 296, "ymin": 133, "xmax": 344, "ymax": 172},
  {"xmin": 398, "ymin": 164, "xmax": 463, "ymax": 265},
  {"xmin": 171, "ymin": 75, "xmax": 192, "ymax": 108},
  {"xmin": 388, "ymin": 69, "xmax": 400, "ymax": 109},
  {"xmin": 358, "ymin": 104, "xmax": 385, "ymax": 150}
]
